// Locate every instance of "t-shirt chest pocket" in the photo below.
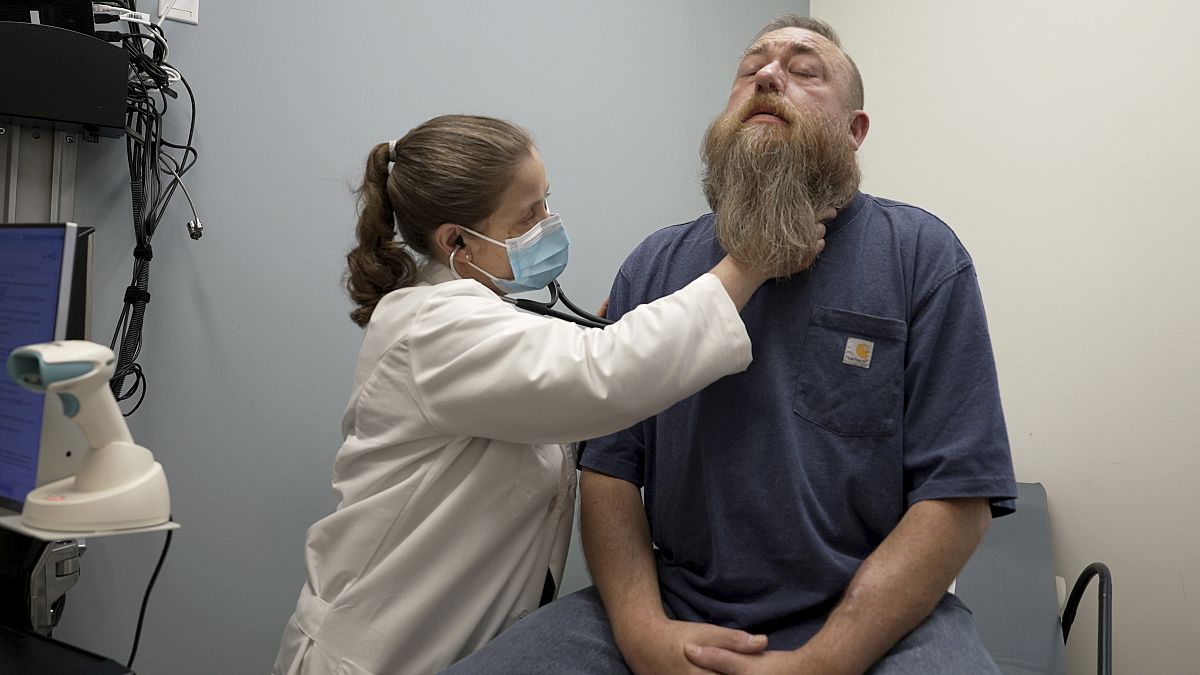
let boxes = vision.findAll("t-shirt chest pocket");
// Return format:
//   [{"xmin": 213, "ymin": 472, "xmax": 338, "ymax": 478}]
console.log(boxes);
[{"xmin": 793, "ymin": 307, "xmax": 907, "ymax": 436}]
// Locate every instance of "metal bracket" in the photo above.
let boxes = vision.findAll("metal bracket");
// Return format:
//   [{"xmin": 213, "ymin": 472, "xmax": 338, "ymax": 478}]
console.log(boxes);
[
  {"xmin": 27, "ymin": 538, "xmax": 86, "ymax": 635},
  {"xmin": 0, "ymin": 122, "xmax": 79, "ymax": 224}
]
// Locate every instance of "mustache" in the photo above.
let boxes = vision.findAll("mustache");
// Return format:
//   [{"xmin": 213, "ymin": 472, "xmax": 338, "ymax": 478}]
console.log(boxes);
[{"xmin": 734, "ymin": 93, "xmax": 800, "ymax": 125}]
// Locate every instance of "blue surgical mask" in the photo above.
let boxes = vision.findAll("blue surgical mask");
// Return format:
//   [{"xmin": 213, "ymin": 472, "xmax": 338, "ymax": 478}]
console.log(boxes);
[{"xmin": 451, "ymin": 213, "xmax": 570, "ymax": 294}]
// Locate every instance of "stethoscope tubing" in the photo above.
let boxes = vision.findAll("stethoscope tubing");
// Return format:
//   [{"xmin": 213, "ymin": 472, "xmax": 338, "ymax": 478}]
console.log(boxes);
[{"xmin": 504, "ymin": 281, "xmax": 614, "ymax": 329}]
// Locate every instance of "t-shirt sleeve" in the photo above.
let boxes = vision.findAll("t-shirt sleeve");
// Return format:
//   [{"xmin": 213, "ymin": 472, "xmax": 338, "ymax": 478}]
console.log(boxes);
[
  {"xmin": 578, "ymin": 266, "xmax": 648, "ymax": 486},
  {"xmin": 903, "ymin": 261, "xmax": 1018, "ymax": 517}
]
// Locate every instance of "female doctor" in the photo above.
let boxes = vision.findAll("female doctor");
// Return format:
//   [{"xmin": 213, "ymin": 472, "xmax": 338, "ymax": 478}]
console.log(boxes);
[{"xmin": 272, "ymin": 115, "xmax": 827, "ymax": 675}]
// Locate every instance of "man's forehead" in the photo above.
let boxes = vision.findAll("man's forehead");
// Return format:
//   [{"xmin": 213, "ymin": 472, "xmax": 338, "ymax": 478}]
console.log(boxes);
[{"xmin": 744, "ymin": 27, "xmax": 838, "ymax": 59}]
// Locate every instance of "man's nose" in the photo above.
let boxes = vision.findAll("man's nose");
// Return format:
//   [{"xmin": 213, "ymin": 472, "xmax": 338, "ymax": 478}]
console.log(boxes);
[{"xmin": 754, "ymin": 61, "xmax": 785, "ymax": 93}]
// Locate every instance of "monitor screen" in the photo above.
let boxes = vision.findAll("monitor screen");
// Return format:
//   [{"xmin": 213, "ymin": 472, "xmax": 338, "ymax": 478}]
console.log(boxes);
[{"xmin": 0, "ymin": 223, "xmax": 92, "ymax": 512}]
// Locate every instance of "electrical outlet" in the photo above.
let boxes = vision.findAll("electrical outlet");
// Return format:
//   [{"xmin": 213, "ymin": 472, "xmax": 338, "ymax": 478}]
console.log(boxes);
[{"xmin": 158, "ymin": 0, "xmax": 198, "ymax": 25}]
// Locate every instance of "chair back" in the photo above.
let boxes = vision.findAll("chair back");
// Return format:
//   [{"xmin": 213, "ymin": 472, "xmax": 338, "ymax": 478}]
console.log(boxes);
[{"xmin": 955, "ymin": 482, "xmax": 1068, "ymax": 675}]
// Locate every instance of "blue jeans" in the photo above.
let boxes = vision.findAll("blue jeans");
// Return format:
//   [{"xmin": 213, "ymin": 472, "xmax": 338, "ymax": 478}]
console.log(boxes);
[{"xmin": 441, "ymin": 586, "xmax": 1000, "ymax": 674}]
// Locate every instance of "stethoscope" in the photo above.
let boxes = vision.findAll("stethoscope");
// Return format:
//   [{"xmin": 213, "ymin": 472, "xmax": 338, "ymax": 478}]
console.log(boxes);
[
  {"xmin": 504, "ymin": 281, "xmax": 614, "ymax": 329},
  {"xmin": 449, "ymin": 241, "xmax": 613, "ymax": 329}
]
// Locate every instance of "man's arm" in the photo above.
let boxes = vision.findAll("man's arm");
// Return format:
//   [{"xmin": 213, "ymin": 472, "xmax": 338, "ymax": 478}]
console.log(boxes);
[
  {"xmin": 686, "ymin": 496, "xmax": 991, "ymax": 675},
  {"xmin": 796, "ymin": 497, "xmax": 992, "ymax": 673},
  {"xmin": 581, "ymin": 469, "xmax": 768, "ymax": 675}
]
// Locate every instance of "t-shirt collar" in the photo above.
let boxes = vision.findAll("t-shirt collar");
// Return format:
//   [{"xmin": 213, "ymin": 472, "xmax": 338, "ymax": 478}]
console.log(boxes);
[{"xmin": 826, "ymin": 191, "xmax": 868, "ymax": 239}]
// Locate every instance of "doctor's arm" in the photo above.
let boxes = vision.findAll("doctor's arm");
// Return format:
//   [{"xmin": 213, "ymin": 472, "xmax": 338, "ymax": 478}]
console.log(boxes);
[
  {"xmin": 407, "ymin": 254, "xmax": 773, "ymax": 446},
  {"xmin": 581, "ymin": 469, "xmax": 768, "ymax": 675}
]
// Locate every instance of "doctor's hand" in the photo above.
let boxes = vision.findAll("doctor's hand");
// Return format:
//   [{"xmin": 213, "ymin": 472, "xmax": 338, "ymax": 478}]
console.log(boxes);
[
  {"xmin": 710, "ymin": 206, "xmax": 835, "ymax": 310},
  {"xmin": 813, "ymin": 205, "xmax": 837, "ymax": 253},
  {"xmin": 597, "ymin": 296, "xmax": 610, "ymax": 319},
  {"xmin": 784, "ymin": 206, "xmax": 838, "ymax": 276},
  {"xmin": 768, "ymin": 206, "xmax": 837, "ymax": 278},
  {"xmin": 618, "ymin": 616, "xmax": 768, "ymax": 675},
  {"xmin": 815, "ymin": 206, "xmax": 838, "ymax": 225}
]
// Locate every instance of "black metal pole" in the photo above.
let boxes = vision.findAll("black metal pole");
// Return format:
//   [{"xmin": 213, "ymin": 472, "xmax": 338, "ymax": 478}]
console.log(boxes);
[{"xmin": 1061, "ymin": 562, "xmax": 1112, "ymax": 675}]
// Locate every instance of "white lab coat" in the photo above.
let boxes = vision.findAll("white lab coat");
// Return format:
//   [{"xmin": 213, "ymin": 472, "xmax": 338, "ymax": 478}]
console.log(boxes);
[{"xmin": 273, "ymin": 262, "xmax": 751, "ymax": 675}]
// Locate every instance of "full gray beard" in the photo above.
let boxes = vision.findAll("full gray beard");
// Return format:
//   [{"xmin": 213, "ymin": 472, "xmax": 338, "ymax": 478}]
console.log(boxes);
[{"xmin": 702, "ymin": 115, "xmax": 860, "ymax": 278}]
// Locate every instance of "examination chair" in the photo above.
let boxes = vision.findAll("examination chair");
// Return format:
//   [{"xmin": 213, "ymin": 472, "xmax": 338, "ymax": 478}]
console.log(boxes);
[{"xmin": 955, "ymin": 482, "xmax": 1113, "ymax": 675}]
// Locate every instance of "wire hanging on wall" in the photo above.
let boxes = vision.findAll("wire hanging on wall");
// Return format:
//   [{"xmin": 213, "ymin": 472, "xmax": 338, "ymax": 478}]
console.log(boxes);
[{"xmin": 93, "ymin": 1, "xmax": 202, "ymax": 416}]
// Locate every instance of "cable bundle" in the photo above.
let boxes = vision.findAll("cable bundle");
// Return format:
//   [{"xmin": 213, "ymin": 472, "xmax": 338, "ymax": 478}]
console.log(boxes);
[{"xmin": 94, "ymin": 1, "xmax": 200, "ymax": 415}]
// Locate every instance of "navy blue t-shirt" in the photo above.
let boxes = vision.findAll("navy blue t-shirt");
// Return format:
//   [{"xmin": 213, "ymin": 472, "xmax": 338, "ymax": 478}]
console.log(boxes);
[{"xmin": 580, "ymin": 192, "xmax": 1017, "ymax": 649}]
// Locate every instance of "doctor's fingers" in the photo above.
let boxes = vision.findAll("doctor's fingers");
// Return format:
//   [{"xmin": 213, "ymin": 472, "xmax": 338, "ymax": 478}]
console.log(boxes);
[
  {"xmin": 801, "ymin": 224, "xmax": 827, "ymax": 269},
  {"xmin": 815, "ymin": 207, "xmax": 837, "ymax": 224}
]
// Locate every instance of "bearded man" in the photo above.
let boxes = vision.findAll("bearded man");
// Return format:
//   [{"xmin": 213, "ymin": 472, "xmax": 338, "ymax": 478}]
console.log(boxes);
[{"xmin": 444, "ymin": 15, "xmax": 1016, "ymax": 675}]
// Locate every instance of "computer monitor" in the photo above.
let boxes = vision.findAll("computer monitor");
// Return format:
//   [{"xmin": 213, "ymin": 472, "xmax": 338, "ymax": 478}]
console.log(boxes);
[{"xmin": 0, "ymin": 223, "xmax": 93, "ymax": 515}]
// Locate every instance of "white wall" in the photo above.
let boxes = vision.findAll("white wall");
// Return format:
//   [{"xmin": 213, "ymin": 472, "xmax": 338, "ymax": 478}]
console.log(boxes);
[
  {"xmin": 52, "ymin": 2, "xmax": 806, "ymax": 673},
  {"xmin": 813, "ymin": 1, "xmax": 1200, "ymax": 673}
]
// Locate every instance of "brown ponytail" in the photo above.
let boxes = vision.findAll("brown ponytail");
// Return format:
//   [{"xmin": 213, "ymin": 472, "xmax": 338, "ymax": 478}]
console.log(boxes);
[{"xmin": 345, "ymin": 115, "xmax": 533, "ymax": 327}]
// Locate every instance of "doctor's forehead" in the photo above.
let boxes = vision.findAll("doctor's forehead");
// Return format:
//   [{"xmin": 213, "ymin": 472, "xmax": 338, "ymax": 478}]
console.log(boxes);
[{"xmin": 494, "ymin": 152, "xmax": 548, "ymax": 215}]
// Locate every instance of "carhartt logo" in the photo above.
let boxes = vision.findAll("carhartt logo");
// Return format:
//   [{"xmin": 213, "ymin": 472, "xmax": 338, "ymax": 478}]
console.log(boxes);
[{"xmin": 842, "ymin": 337, "xmax": 874, "ymax": 369}]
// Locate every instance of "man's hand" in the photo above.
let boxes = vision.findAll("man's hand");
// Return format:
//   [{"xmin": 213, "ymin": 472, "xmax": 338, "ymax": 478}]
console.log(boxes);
[
  {"xmin": 581, "ymin": 470, "xmax": 767, "ymax": 673},
  {"xmin": 684, "ymin": 643, "xmax": 848, "ymax": 675},
  {"xmin": 617, "ymin": 616, "xmax": 768, "ymax": 675}
]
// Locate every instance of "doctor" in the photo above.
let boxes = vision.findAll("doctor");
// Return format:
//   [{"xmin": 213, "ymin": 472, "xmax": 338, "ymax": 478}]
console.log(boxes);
[{"xmin": 272, "ymin": 115, "xmax": 829, "ymax": 675}]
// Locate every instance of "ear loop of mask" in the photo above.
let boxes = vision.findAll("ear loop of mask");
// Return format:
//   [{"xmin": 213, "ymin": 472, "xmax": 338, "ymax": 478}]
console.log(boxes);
[
  {"xmin": 448, "ymin": 235, "xmax": 507, "ymax": 285},
  {"xmin": 458, "ymin": 226, "xmax": 507, "ymax": 247}
]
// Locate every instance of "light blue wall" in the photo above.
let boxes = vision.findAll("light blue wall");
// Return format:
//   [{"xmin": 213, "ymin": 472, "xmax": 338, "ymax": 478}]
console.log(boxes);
[{"xmin": 57, "ymin": 1, "xmax": 807, "ymax": 672}]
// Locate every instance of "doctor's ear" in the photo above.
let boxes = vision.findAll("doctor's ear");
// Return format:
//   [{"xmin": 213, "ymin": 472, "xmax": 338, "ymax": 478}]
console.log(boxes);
[{"xmin": 432, "ymin": 223, "xmax": 467, "ymax": 260}]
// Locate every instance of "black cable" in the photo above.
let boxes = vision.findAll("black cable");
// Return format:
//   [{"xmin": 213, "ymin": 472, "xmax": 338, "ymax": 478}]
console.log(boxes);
[
  {"xmin": 115, "ymin": 362, "xmax": 148, "ymax": 415},
  {"xmin": 105, "ymin": 14, "xmax": 199, "ymax": 413},
  {"xmin": 97, "ymin": 31, "xmax": 168, "ymax": 59},
  {"xmin": 111, "ymin": 262, "xmax": 148, "ymax": 398},
  {"xmin": 162, "ymin": 74, "xmax": 197, "ymax": 164},
  {"xmin": 126, "ymin": 526, "xmax": 173, "ymax": 669}
]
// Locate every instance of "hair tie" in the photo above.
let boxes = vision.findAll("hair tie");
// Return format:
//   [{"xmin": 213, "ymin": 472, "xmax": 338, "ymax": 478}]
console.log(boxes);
[{"xmin": 387, "ymin": 138, "xmax": 399, "ymax": 163}]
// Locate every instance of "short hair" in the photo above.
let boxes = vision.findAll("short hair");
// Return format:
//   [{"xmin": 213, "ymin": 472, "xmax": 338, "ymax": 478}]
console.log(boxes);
[{"xmin": 753, "ymin": 15, "xmax": 864, "ymax": 110}]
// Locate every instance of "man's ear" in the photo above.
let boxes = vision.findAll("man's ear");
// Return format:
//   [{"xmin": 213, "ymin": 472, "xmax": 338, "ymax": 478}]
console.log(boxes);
[{"xmin": 848, "ymin": 110, "xmax": 870, "ymax": 150}]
